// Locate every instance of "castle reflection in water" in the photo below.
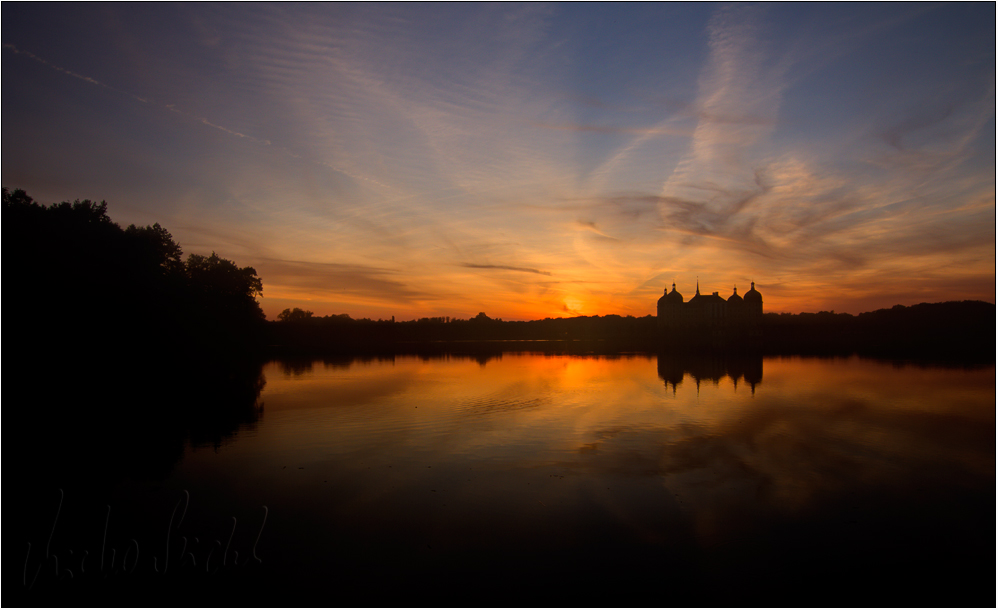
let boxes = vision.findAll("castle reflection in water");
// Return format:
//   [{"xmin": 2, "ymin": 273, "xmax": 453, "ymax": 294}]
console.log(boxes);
[{"xmin": 657, "ymin": 351, "xmax": 763, "ymax": 394}]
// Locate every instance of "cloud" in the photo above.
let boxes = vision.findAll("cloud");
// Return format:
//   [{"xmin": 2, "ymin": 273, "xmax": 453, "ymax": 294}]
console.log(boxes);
[
  {"xmin": 4, "ymin": 43, "xmax": 263, "ymax": 145},
  {"xmin": 541, "ymin": 381, "xmax": 993, "ymax": 528},
  {"xmin": 4, "ymin": 41, "xmax": 392, "ymax": 192},
  {"xmin": 218, "ymin": 3, "xmax": 570, "ymax": 199},
  {"xmin": 881, "ymin": 105, "xmax": 956, "ymax": 150},
  {"xmin": 654, "ymin": 96, "xmax": 778, "ymax": 126},
  {"xmin": 575, "ymin": 191, "xmax": 774, "ymax": 258},
  {"xmin": 533, "ymin": 122, "xmax": 692, "ymax": 136},
  {"xmin": 3, "ymin": 43, "xmax": 149, "ymax": 103},
  {"xmin": 198, "ymin": 116, "xmax": 272, "ymax": 145},
  {"xmin": 461, "ymin": 263, "xmax": 552, "ymax": 276},
  {"xmin": 255, "ymin": 258, "xmax": 432, "ymax": 303},
  {"xmin": 661, "ymin": 5, "xmax": 789, "ymax": 206},
  {"xmin": 574, "ymin": 220, "xmax": 620, "ymax": 242},
  {"xmin": 5, "ymin": 5, "xmax": 992, "ymax": 318}
]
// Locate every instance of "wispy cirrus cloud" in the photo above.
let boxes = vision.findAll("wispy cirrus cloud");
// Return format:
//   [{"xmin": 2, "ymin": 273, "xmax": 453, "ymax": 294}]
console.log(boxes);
[
  {"xmin": 2, "ymin": 43, "xmax": 150, "ymax": 103},
  {"xmin": 661, "ymin": 4, "xmax": 789, "ymax": 206},
  {"xmin": 533, "ymin": 122, "xmax": 692, "ymax": 136},
  {"xmin": 4, "ymin": 4, "xmax": 992, "ymax": 318},
  {"xmin": 461, "ymin": 263, "xmax": 552, "ymax": 276},
  {"xmin": 253, "ymin": 258, "xmax": 434, "ymax": 305}
]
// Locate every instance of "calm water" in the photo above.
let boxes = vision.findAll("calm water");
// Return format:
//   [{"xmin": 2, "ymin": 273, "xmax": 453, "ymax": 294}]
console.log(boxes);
[{"xmin": 14, "ymin": 353, "xmax": 995, "ymax": 606}]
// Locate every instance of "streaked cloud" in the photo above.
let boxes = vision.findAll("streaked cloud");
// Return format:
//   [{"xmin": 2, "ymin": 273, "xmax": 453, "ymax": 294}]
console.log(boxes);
[
  {"xmin": 534, "ymin": 122, "xmax": 692, "ymax": 136},
  {"xmin": 2, "ymin": 43, "xmax": 150, "ymax": 103},
  {"xmin": 461, "ymin": 263, "xmax": 552, "ymax": 277},
  {"xmin": 2, "ymin": 4, "xmax": 992, "ymax": 319},
  {"xmin": 255, "ymin": 258, "xmax": 432, "ymax": 303}
]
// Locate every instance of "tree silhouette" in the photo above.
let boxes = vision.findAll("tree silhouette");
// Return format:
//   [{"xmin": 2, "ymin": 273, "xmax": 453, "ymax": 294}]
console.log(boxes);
[
  {"xmin": 278, "ymin": 307, "xmax": 315, "ymax": 322},
  {"xmin": 180, "ymin": 252, "xmax": 265, "ymax": 359},
  {"xmin": 4, "ymin": 187, "xmax": 269, "ymax": 493},
  {"xmin": 185, "ymin": 252, "xmax": 263, "ymax": 307},
  {"xmin": 125, "ymin": 222, "xmax": 184, "ymax": 276},
  {"xmin": 3, "ymin": 187, "xmax": 267, "ymax": 362}
]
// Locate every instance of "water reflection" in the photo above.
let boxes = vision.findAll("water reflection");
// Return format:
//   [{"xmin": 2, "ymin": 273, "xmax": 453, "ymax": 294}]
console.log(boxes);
[
  {"xmin": 11, "ymin": 358, "xmax": 267, "ymax": 492},
  {"xmin": 657, "ymin": 350, "xmax": 763, "ymax": 393},
  {"xmin": 8, "ymin": 357, "xmax": 271, "ymax": 606},
  {"xmin": 10, "ymin": 353, "xmax": 994, "ymax": 607}
]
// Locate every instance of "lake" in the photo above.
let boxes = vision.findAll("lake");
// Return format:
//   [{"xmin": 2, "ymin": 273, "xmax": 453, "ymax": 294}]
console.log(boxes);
[{"xmin": 11, "ymin": 352, "xmax": 994, "ymax": 606}]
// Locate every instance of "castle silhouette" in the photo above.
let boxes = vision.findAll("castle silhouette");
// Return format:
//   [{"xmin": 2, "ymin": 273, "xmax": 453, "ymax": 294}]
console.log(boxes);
[{"xmin": 657, "ymin": 281, "xmax": 763, "ymax": 341}]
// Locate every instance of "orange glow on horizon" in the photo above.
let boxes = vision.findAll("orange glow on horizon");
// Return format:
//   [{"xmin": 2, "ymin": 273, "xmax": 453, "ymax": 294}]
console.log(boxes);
[
  {"xmin": 6, "ymin": 4, "xmax": 993, "ymax": 327},
  {"xmin": 260, "ymin": 273, "xmax": 996, "ymax": 322}
]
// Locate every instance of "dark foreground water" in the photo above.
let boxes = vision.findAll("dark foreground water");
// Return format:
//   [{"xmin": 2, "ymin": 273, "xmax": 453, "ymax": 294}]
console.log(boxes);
[{"xmin": 9, "ymin": 353, "xmax": 995, "ymax": 607}]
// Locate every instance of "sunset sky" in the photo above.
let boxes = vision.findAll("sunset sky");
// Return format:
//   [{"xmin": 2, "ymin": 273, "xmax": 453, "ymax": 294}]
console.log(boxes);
[{"xmin": 3, "ymin": 3, "xmax": 994, "ymax": 320}]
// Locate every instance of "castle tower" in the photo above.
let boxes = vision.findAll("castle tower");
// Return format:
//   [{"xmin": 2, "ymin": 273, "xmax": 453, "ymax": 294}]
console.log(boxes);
[
  {"xmin": 743, "ymin": 281, "xmax": 763, "ymax": 318},
  {"xmin": 742, "ymin": 281, "xmax": 763, "ymax": 340},
  {"xmin": 657, "ymin": 282, "xmax": 684, "ymax": 330}
]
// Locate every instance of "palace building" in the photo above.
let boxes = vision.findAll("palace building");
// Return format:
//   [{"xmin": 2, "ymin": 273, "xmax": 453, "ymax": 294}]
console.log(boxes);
[{"xmin": 657, "ymin": 281, "xmax": 762, "ymax": 340}]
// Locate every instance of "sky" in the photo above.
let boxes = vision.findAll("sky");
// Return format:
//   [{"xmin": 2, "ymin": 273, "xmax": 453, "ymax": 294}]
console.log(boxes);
[{"xmin": 3, "ymin": 3, "xmax": 994, "ymax": 320}]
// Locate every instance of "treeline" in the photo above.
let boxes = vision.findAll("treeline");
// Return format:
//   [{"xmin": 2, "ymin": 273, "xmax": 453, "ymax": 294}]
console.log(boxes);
[
  {"xmin": 269, "ymin": 301, "xmax": 995, "ymax": 362},
  {"xmin": 267, "ymin": 309, "xmax": 662, "ymax": 354},
  {"xmin": 5, "ymin": 188, "xmax": 267, "ymax": 487},
  {"xmin": 761, "ymin": 301, "xmax": 995, "ymax": 361}
]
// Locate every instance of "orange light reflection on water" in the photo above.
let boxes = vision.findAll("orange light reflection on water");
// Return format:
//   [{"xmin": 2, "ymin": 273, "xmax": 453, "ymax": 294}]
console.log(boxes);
[
  {"xmin": 225, "ymin": 355, "xmax": 995, "ymax": 484},
  {"xmin": 173, "ymin": 353, "xmax": 994, "ymax": 591}
]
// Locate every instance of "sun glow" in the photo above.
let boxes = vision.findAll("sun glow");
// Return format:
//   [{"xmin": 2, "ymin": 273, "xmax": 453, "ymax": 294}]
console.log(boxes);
[
  {"xmin": 563, "ymin": 297, "xmax": 586, "ymax": 317},
  {"xmin": 4, "ymin": 4, "xmax": 993, "ymax": 321}
]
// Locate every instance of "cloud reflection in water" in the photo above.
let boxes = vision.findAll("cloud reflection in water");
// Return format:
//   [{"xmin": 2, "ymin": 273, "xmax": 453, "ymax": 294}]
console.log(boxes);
[{"xmin": 165, "ymin": 354, "xmax": 992, "ymax": 605}]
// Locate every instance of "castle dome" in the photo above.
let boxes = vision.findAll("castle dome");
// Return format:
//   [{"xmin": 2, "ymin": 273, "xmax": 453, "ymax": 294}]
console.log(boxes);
[
  {"xmin": 666, "ymin": 282, "xmax": 684, "ymax": 303},
  {"xmin": 744, "ymin": 281, "xmax": 762, "ymax": 303},
  {"xmin": 727, "ymin": 286, "xmax": 743, "ymax": 304}
]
